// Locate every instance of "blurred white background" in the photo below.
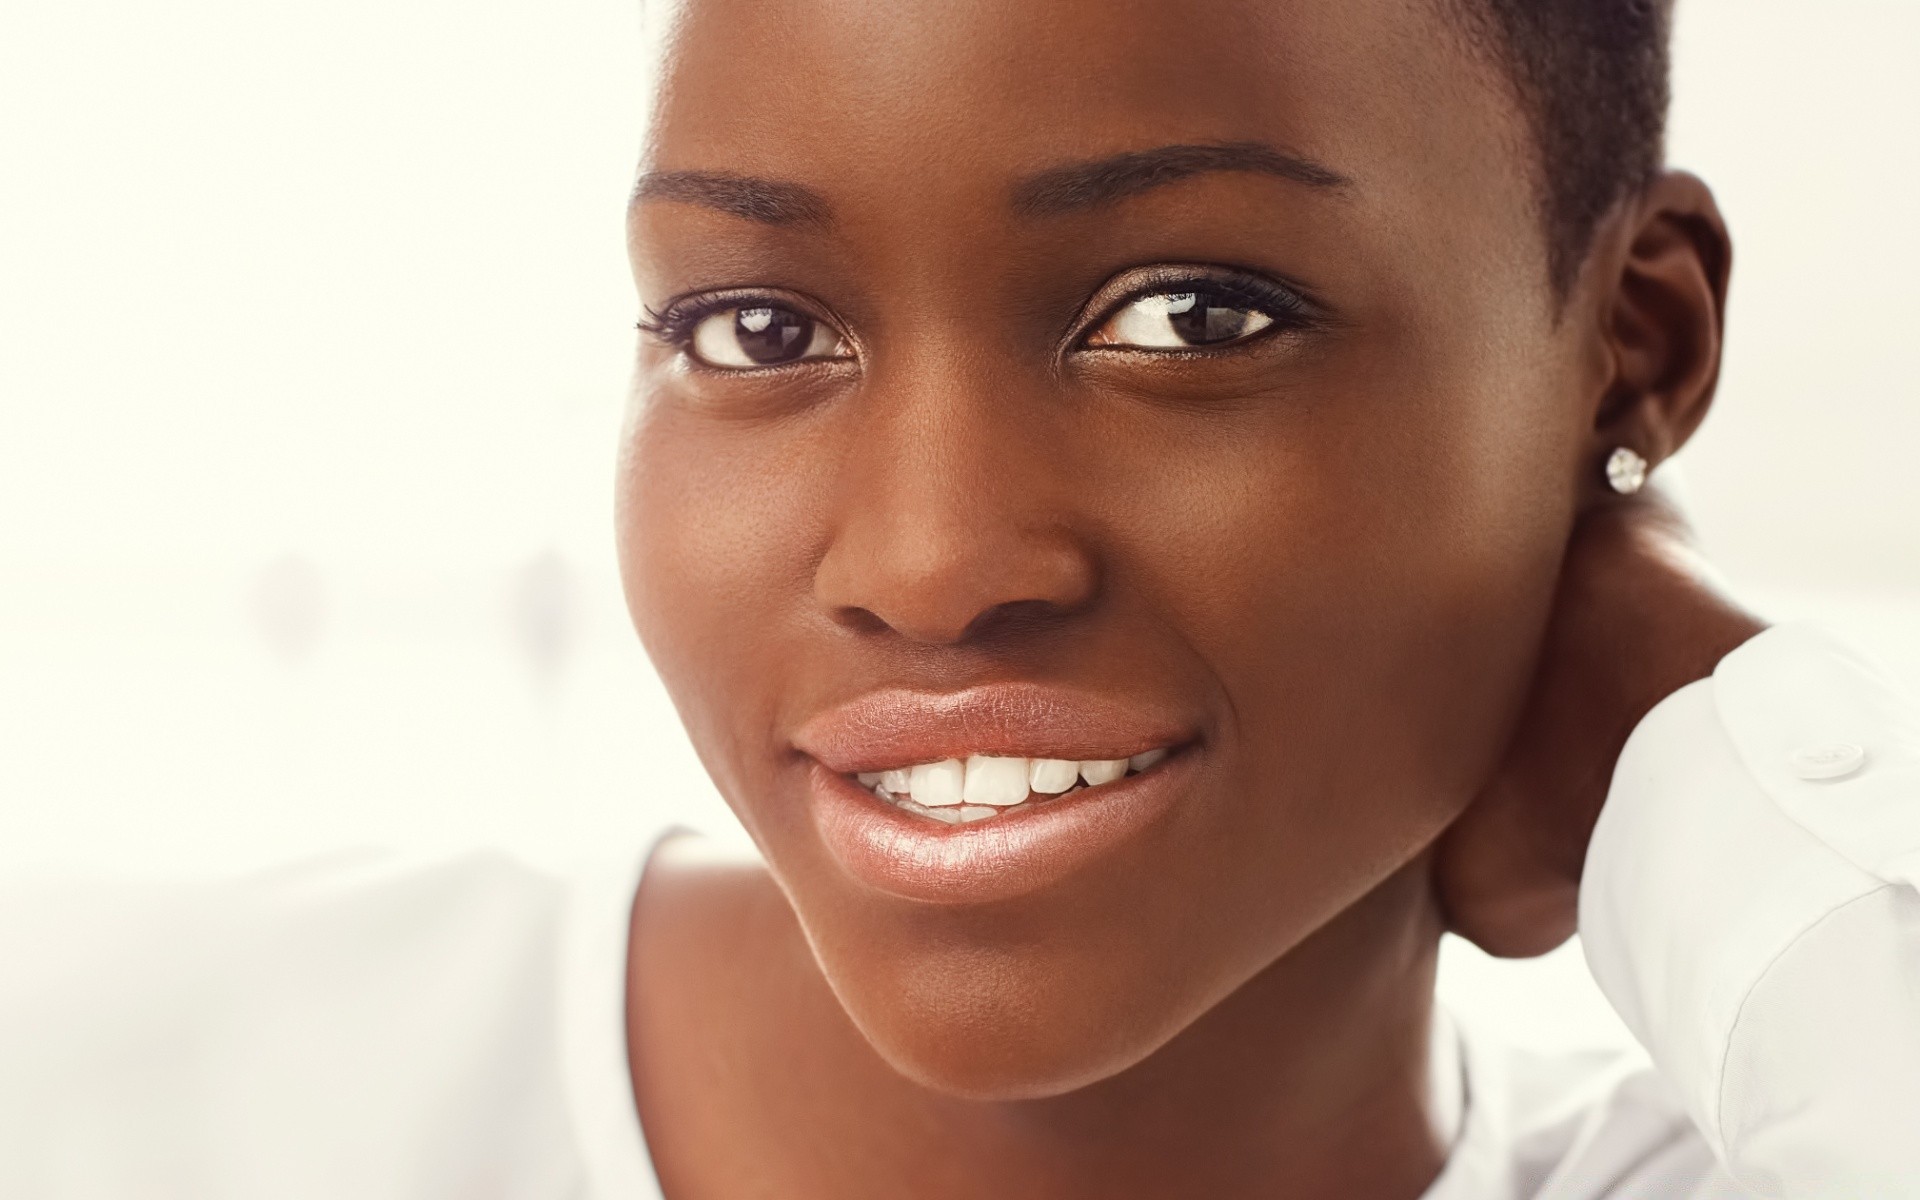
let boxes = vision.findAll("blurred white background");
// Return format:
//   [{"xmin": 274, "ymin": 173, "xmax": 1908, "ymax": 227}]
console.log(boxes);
[{"xmin": 0, "ymin": 0, "xmax": 1915, "ymax": 1050}]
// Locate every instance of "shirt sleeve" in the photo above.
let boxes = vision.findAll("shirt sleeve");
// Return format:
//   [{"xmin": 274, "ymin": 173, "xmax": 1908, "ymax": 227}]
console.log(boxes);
[{"xmin": 1579, "ymin": 622, "xmax": 1920, "ymax": 1199}]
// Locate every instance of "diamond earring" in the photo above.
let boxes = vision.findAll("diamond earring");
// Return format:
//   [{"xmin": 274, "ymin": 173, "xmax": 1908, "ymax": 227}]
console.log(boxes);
[{"xmin": 1606, "ymin": 447, "xmax": 1650, "ymax": 496}]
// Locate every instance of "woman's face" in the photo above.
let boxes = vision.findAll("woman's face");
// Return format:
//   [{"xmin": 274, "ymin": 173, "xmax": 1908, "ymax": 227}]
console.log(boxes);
[{"xmin": 620, "ymin": 0, "xmax": 1594, "ymax": 1097}]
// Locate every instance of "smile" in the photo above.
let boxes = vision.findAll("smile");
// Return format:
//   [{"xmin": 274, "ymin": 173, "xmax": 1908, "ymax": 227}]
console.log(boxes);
[
  {"xmin": 852, "ymin": 749, "xmax": 1172, "ymax": 825},
  {"xmin": 795, "ymin": 683, "xmax": 1198, "ymax": 904}
]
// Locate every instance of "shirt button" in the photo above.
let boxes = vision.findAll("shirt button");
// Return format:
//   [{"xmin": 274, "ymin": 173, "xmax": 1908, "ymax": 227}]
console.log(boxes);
[{"xmin": 1789, "ymin": 742, "xmax": 1868, "ymax": 781}]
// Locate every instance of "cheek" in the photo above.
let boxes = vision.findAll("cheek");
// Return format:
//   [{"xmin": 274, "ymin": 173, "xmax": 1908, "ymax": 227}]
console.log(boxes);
[
  {"xmin": 614, "ymin": 398, "xmax": 823, "ymax": 815},
  {"xmin": 1116, "ymin": 344, "xmax": 1580, "ymax": 923}
]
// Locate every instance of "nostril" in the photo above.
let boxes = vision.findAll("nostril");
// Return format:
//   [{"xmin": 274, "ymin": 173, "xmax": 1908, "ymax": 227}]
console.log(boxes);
[
  {"xmin": 959, "ymin": 598, "xmax": 1079, "ymax": 644},
  {"xmin": 829, "ymin": 605, "xmax": 893, "ymax": 636},
  {"xmin": 812, "ymin": 502, "xmax": 1101, "ymax": 646},
  {"xmin": 823, "ymin": 576, "xmax": 1096, "ymax": 647}
]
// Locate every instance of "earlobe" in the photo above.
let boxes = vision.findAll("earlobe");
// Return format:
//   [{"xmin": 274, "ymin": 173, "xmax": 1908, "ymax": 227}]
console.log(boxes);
[{"xmin": 1587, "ymin": 171, "xmax": 1733, "ymax": 491}]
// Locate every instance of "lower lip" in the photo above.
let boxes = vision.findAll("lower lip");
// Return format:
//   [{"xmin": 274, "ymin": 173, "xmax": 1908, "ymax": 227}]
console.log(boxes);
[{"xmin": 807, "ymin": 754, "xmax": 1194, "ymax": 906}]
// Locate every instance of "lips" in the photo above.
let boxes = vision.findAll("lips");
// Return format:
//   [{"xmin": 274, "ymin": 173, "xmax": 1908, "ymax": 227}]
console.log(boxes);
[
  {"xmin": 794, "ymin": 682, "xmax": 1192, "ymax": 772},
  {"xmin": 794, "ymin": 684, "xmax": 1200, "ymax": 905}
]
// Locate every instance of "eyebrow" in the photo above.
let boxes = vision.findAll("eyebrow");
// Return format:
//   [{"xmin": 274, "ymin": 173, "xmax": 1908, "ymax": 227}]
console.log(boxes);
[
  {"xmin": 630, "ymin": 141, "xmax": 1350, "ymax": 229},
  {"xmin": 630, "ymin": 169, "xmax": 833, "ymax": 227},
  {"xmin": 1010, "ymin": 142, "xmax": 1351, "ymax": 217}
]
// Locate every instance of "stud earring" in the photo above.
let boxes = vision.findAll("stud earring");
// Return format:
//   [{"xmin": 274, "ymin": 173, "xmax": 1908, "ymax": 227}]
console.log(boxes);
[{"xmin": 1606, "ymin": 447, "xmax": 1650, "ymax": 496}]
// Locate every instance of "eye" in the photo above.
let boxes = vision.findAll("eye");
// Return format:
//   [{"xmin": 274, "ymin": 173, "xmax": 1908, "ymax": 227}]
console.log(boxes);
[
  {"xmin": 1086, "ymin": 289, "xmax": 1275, "ymax": 350},
  {"xmin": 684, "ymin": 304, "xmax": 849, "ymax": 369},
  {"xmin": 1081, "ymin": 274, "xmax": 1313, "ymax": 352}
]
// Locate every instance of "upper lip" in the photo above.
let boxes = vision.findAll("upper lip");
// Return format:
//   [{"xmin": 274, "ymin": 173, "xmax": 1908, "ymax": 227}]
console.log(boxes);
[{"xmin": 793, "ymin": 682, "xmax": 1196, "ymax": 774}]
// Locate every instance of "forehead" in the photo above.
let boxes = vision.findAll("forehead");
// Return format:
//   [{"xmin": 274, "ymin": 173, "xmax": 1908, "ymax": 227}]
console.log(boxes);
[{"xmin": 638, "ymin": 0, "xmax": 1526, "ymax": 219}]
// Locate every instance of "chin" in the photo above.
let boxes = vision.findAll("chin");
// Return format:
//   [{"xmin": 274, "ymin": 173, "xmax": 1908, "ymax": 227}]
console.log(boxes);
[
  {"xmin": 845, "ymin": 987, "xmax": 1173, "ymax": 1103},
  {"xmin": 804, "ymin": 915, "xmax": 1226, "ymax": 1101}
]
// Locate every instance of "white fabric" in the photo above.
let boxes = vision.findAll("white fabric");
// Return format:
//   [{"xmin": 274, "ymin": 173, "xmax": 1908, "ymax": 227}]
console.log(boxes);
[
  {"xmin": 0, "ymin": 621, "xmax": 1913, "ymax": 1197},
  {"xmin": 1580, "ymin": 622, "xmax": 1920, "ymax": 1197},
  {"xmin": 0, "ymin": 848, "xmax": 663, "ymax": 1200}
]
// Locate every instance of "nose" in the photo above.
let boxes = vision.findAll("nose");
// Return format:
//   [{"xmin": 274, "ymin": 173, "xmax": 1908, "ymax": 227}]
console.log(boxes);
[{"xmin": 813, "ymin": 375, "xmax": 1099, "ymax": 647}]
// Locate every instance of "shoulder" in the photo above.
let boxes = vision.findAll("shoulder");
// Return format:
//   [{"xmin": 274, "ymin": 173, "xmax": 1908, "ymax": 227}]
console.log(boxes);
[
  {"xmin": 624, "ymin": 834, "xmax": 885, "ymax": 1193},
  {"xmin": 631, "ymin": 833, "xmax": 803, "ymax": 963},
  {"xmin": 626, "ymin": 832, "xmax": 831, "ymax": 1056}
]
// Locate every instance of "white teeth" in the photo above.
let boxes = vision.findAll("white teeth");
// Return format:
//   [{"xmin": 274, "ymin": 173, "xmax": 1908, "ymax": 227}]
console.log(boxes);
[
  {"xmin": 909, "ymin": 759, "xmax": 966, "ymax": 807},
  {"xmin": 865, "ymin": 747, "xmax": 1173, "ymax": 825},
  {"xmin": 1128, "ymin": 748, "xmax": 1168, "ymax": 772},
  {"xmin": 1079, "ymin": 759, "xmax": 1128, "ymax": 786},
  {"xmin": 1028, "ymin": 758, "xmax": 1080, "ymax": 794},
  {"xmin": 964, "ymin": 755, "xmax": 1030, "ymax": 807}
]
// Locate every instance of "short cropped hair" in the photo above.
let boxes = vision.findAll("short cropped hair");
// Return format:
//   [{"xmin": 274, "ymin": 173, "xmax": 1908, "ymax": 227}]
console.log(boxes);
[{"xmin": 1458, "ymin": 0, "xmax": 1675, "ymax": 295}]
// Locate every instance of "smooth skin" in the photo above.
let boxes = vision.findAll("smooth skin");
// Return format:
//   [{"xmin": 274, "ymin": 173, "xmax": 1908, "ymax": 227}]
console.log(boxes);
[{"xmin": 614, "ymin": 1, "xmax": 1764, "ymax": 1197}]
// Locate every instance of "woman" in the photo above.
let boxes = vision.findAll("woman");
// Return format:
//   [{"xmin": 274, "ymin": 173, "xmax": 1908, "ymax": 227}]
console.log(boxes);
[{"xmin": 3, "ymin": 0, "xmax": 1914, "ymax": 1196}]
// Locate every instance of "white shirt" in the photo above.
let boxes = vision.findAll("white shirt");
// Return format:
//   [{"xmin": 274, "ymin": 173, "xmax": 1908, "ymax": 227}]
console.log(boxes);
[{"xmin": 0, "ymin": 622, "xmax": 1913, "ymax": 1198}]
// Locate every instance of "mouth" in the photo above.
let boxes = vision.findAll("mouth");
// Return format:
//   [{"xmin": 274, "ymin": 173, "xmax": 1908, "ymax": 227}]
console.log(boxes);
[
  {"xmin": 850, "ymin": 748, "xmax": 1172, "ymax": 826},
  {"xmin": 794, "ymin": 684, "xmax": 1199, "ymax": 905}
]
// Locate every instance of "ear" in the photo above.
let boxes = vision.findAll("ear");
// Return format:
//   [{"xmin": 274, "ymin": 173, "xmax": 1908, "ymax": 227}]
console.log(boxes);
[{"xmin": 1583, "ymin": 171, "xmax": 1732, "ymax": 492}]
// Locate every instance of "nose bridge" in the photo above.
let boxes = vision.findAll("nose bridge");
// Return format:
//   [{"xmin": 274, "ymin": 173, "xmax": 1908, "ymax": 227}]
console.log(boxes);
[{"xmin": 814, "ymin": 353, "xmax": 1098, "ymax": 644}]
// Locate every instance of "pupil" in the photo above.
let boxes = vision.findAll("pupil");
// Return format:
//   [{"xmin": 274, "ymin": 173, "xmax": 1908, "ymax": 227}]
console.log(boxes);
[
  {"xmin": 1167, "ymin": 292, "xmax": 1253, "ymax": 346},
  {"xmin": 735, "ymin": 307, "xmax": 812, "ymax": 364}
]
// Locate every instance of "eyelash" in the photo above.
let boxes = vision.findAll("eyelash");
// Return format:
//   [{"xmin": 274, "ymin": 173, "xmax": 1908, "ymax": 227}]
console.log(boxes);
[
  {"xmin": 636, "ymin": 296, "xmax": 738, "ymax": 350},
  {"xmin": 635, "ymin": 271, "xmax": 1317, "ymax": 356}
]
